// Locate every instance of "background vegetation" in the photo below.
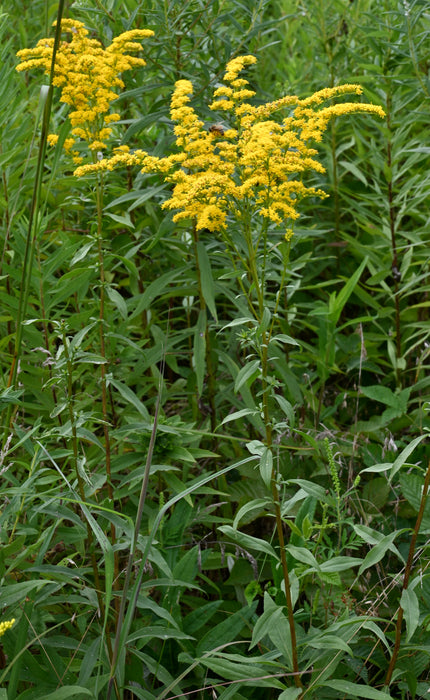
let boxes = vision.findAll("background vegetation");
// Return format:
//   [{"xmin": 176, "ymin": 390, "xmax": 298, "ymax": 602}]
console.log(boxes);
[{"xmin": 1, "ymin": 0, "xmax": 430, "ymax": 698}]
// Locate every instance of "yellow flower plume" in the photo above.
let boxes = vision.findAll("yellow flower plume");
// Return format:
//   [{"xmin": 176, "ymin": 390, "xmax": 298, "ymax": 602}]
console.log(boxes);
[
  {"xmin": 16, "ymin": 19, "xmax": 154, "ymax": 162},
  {"xmin": 73, "ymin": 54, "xmax": 385, "ymax": 238}
]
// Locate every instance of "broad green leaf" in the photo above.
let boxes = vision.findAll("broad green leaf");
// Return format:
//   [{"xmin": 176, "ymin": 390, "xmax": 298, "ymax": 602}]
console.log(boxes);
[
  {"xmin": 360, "ymin": 385, "xmax": 400, "ymax": 408},
  {"xmin": 401, "ymin": 587, "xmax": 420, "ymax": 642},
  {"xmin": 321, "ymin": 679, "xmax": 393, "ymax": 699},
  {"xmin": 278, "ymin": 689, "xmax": 302, "ymax": 700},
  {"xmin": 268, "ymin": 613, "xmax": 293, "ymax": 669},
  {"xmin": 197, "ymin": 241, "xmax": 218, "ymax": 321},
  {"xmin": 286, "ymin": 545, "xmax": 319, "ymax": 569},
  {"xmin": 362, "ymin": 477, "xmax": 390, "ymax": 513},
  {"xmin": 219, "ymin": 525, "xmax": 279, "ymax": 560},
  {"xmin": 234, "ymin": 359, "xmax": 260, "ymax": 393},
  {"xmin": 245, "ymin": 439, "xmax": 264, "ymax": 456},
  {"xmin": 399, "ymin": 472, "xmax": 430, "ymax": 529}
]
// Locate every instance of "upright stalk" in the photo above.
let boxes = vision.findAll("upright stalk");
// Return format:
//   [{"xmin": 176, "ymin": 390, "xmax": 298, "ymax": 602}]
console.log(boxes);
[
  {"xmin": 94, "ymin": 173, "xmax": 119, "ymax": 606},
  {"xmin": 1, "ymin": 2, "xmax": 65, "ymax": 440},
  {"xmin": 60, "ymin": 325, "xmax": 105, "ymax": 618},
  {"xmin": 245, "ymin": 219, "xmax": 302, "ymax": 690},
  {"xmin": 385, "ymin": 92, "xmax": 402, "ymax": 368},
  {"xmin": 385, "ymin": 459, "xmax": 430, "ymax": 687},
  {"xmin": 191, "ymin": 222, "xmax": 217, "ymax": 432}
]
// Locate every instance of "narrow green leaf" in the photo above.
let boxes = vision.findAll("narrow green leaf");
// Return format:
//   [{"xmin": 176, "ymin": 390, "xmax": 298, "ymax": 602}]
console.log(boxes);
[
  {"xmin": 278, "ymin": 689, "xmax": 302, "ymax": 700},
  {"xmin": 308, "ymin": 634, "xmax": 352, "ymax": 655},
  {"xmin": 259, "ymin": 447, "xmax": 273, "ymax": 488},
  {"xmin": 219, "ymin": 525, "xmax": 279, "ymax": 560},
  {"xmin": 358, "ymin": 532, "xmax": 402, "ymax": 576},
  {"xmin": 250, "ymin": 594, "xmax": 280, "ymax": 649},
  {"xmin": 319, "ymin": 556, "xmax": 362, "ymax": 573},
  {"xmin": 233, "ymin": 498, "xmax": 270, "ymax": 529},
  {"xmin": 199, "ymin": 656, "xmax": 284, "ymax": 687},
  {"xmin": 401, "ymin": 587, "xmax": 420, "ymax": 642},
  {"xmin": 130, "ymin": 268, "xmax": 182, "ymax": 318},
  {"xmin": 43, "ymin": 686, "xmax": 93, "ymax": 700},
  {"xmin": 274, "ymin": 394, "xmax": 295, "ymax": 425},
  {"xmin": 109, "ymin": 378, "xmax": 150, "ymax": 421},
  {"xmin": 331, "ymin": 256, "xmax": 368, "ymax": 325},
  {"xmin": 234, "ymin": 359, "xmax": 260, "ymax": 393},
  {"xmin": 321, "ymin": 679, "xmax": 393, "ymax": 699},
  {"xmin": 197, "ymin": 241, "xmax": 217, "ymax": 321},
  {"xmin": 388, "ymin": 434, "xmax": 427, "ymax": 481},
  {"xmin": 221, "ymin": 408, "xmax": 256, "ymax": 425},
  {"xmin": 193, "ymin": 309, "xmax": 206, "ymax": 397},
  {"xmin": 0, "ymin": 580, "xmax": 48, "ymax": 608},
  {"xmin": 196, "ymin": 604, "xmax": 256, "ymax": 655},
  {"xmin": 272, "ymin": 334, "xmax": 299, "ymax": 346},
  {"xmin": 106, "ymin": 285, "xmax": 128, "ymax": 320},
  {"xmin": 339, "ymin": 159, "xmax": 368, "ymax": 185}
]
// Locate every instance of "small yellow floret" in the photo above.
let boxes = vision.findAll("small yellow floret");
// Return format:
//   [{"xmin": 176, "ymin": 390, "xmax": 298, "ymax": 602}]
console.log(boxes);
[{"xmin": 0, "ymin": 619, "xmax": 15, "ymax": 637}]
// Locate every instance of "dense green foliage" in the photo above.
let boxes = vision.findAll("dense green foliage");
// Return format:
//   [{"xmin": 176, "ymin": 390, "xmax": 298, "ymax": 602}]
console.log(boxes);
[{"xmin": 1, "ymin": 1, "xmax": 430, "ymax": 698}]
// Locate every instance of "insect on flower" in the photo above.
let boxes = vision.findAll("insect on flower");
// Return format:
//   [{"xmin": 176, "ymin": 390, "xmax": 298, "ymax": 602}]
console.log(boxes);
[{"xmin": 208, "ymin": 122, "xmax": 226, "ymax": 136}]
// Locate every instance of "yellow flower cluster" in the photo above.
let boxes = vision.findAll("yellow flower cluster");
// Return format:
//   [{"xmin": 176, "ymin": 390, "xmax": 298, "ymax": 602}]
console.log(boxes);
[
  {"xmin": 16, "ymin": 19, "xmax": 153, "ymax": 163},
  {"xmin": 74, "ymin": 55, "xmax": 385, "ymax": 235},
  {"xmin": 0, "ymin": 618, "xmax": 15, "ymax": 637}
]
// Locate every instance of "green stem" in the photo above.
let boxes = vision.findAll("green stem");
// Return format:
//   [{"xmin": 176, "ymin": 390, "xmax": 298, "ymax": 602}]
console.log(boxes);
[
  {"xmin": 2, "ymin": 1, "xmax": 65, "ymax": 441},
  {"xmin": 384, "ymin": 459, "xmax": 430, "ymax": 687},
  {"xmin": 246, "ymin": 220, "xmax": 302, "ymax": 690},
  {"xmin": 107, "ymin": 360, "xmax": 164, "ymax": 699},
  {"xmin": 94, "ymin": 173, "xmax": 119, "ymax": 607},
  {"xmin": 192, "ymin": 222, "xmax": 217, "ymax": 432},
  {"xmin": 61, "ymin": 325, "xmax": 105, "ymax": 618}
]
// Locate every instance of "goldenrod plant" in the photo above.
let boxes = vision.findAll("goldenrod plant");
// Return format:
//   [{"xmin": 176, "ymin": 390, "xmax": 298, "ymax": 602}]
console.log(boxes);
[{"xmin": 2, "ymin": 1, "xmax": 430, "ymax": 698}]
